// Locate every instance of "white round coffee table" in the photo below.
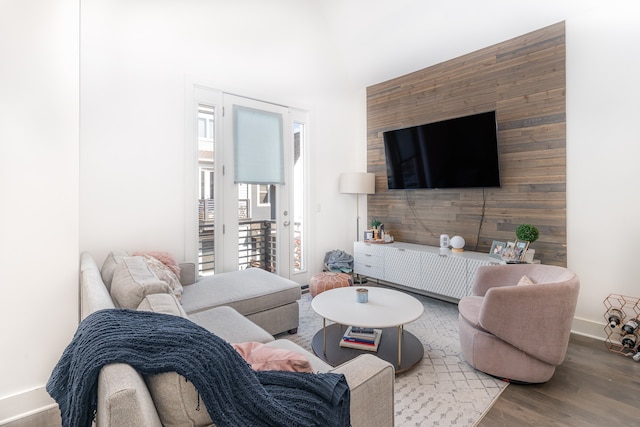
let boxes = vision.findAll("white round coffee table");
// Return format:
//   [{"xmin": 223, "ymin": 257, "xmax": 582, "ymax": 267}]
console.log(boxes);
[{"xmin": 311, "ymin": 286, "xmax": 424, "ymax": 373}]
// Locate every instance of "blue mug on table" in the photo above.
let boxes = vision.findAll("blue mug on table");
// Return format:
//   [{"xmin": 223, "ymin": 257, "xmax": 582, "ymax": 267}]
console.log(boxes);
[{"xmin": 356, "ymin": 288, "xmax": 368, "ymax": 303}]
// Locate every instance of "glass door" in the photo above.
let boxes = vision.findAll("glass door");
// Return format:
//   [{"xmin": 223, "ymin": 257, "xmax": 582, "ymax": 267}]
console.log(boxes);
[
  {"xmin": 189, "ymin": 87, "xmax": 308, "ymax": 282},
  {"xmin": 222, "ymin": 94, "xmax": 292, "ymax": 276}
]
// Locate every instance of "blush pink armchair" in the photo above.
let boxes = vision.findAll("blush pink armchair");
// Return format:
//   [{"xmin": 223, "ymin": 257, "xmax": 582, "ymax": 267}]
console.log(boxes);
[{"xmin": 458, "ymin": 264, "xmax": 580, "ymax": 383}]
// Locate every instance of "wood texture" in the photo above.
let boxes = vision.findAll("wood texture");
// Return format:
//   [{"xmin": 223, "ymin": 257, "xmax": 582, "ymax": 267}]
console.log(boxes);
[
  {"xmin": 367, "ymin": 22, "xmax": 566, "ymax": 266},
  {"xmin": 480, "ymin": 334, "xmax": 640, "ymax": 426}
]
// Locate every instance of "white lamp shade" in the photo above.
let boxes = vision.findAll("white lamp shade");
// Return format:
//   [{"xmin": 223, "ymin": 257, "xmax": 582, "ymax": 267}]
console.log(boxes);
[{"xmin": 340, "ymin": 172, "xmax": 375, "ymax": 194}]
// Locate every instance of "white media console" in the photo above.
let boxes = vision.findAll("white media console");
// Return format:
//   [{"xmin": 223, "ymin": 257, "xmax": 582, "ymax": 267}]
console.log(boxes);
[{"xmin": 353, "ymin": 241, "xmax": 504, "ymax": 302}]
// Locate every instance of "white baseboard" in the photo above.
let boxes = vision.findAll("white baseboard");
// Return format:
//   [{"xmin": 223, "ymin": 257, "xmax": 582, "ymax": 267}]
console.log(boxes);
[
  {"xmin": 0, "ymin": 387, "xmax": 56, "ymax": 425},
  {"xmin": 572, "ymin": 316, "xmax": 607, "ymax": 341}
]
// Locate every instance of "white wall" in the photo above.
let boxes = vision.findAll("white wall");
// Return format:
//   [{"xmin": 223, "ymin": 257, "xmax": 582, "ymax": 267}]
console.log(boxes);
[
  {"xmin": 79, "ymin": 0, "xmax": 363, "ymax": 267},
  {"xmin": 0, "ymin": 0, "xmax": 79, "ymax": 420},
  {"xmin": 566, "ymin": 2, "xmax": 640, "ymax": 338},
  {"xmin": 3, "ymin": 0, "xmax": 639, "ymax": 421}
]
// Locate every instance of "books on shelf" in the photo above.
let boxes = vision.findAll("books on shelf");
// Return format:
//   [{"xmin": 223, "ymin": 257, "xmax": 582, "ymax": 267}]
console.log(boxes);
[{"xmin": 339, "ymin": 326, "xmax": 382, "ymax": 352}]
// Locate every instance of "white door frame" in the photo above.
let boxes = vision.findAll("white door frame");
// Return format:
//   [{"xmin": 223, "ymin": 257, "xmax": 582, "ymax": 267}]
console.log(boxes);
[{"xmin": 185, "ymin": 82, "xmax": 310, "ymax": 281}]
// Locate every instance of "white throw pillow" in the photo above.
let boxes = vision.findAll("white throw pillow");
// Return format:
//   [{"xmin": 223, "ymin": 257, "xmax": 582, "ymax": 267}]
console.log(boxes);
[
  {"xmin": 138, "ymin": 254, "xmax": 183, "ymax": 301},
  {"xmin": 136, "ymin": 293, "xmax": 187, "ymax": 317},
  {"xmin": 110, "ymin": 256, "xmax": 172, "ymax": 309}
]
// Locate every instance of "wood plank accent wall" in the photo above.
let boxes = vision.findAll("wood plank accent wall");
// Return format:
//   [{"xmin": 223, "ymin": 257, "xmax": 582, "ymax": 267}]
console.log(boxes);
[{"xmin": 367, "ymin": 22, "xmax": 566, "ymax": 267}]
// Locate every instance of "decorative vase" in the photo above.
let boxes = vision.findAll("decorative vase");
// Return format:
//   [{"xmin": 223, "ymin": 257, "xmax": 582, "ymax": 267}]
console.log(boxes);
[{"xmin": 450, "ymin": 235, "xmax": 465, "ymax": 253}]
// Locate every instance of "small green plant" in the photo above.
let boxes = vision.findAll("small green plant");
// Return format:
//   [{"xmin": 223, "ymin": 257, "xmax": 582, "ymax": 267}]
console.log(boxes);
[
  {"xmin": 369, "ymin": 219, "xmax": 382, "ymax": 229},
  {"xmin": 515, "ymin": 224, "xmax": 539, "ymax": 243}
]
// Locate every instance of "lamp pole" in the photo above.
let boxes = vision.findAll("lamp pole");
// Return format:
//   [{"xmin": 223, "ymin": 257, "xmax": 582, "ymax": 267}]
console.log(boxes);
[{"xmin": 355, "ymin": 192, "xmax": 361, "ymax": 241}]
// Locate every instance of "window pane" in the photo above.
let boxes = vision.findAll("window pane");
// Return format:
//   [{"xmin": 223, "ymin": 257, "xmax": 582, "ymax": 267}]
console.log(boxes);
[
  {"xmin": 198, "ymin": 105, "xmax": 215, "ymax": 275},
  {"xmin": 293, "ymin": 122, "xmax": 305, "ymax": 272}
]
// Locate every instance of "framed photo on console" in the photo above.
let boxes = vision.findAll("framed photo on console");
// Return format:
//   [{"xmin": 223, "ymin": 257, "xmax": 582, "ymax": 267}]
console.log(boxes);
[
  {"xmin": 501, "ymin": 241, "xmax": 518, "ymax": 262},
  {"xmin": 514, "ymin": 240, "xmax": 530, "ymax": 261},
  {"xmin": 489, "ymin": 240, "xmax": 506, "ymax": 259}
]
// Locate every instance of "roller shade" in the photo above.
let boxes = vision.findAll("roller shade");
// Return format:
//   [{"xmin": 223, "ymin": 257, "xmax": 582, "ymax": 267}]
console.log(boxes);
[{"xmin": 233, "ymin": 105, "xmax": 284, "ymax": 184}]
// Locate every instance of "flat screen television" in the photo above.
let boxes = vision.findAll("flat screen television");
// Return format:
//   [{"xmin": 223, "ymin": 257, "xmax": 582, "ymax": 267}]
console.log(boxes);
[{"xmin": 383, "ymin": 111, "xmax": 501, "ymax": 189}]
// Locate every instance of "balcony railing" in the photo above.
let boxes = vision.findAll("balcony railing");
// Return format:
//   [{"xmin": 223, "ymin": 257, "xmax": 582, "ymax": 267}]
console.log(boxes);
[
  {"xmin": 199, "ymin": 218, "xmax": 277, "ymax": 274},
  {"xmin": 198, "ymin": 220, "xmax": 215, "ymax": 273},
  {"xmin": 239, "ymin": 220, "xmax": 276, "ymax": 272},
  {"xmin": 198, "ymin": 199, "xmax": 302, "ymax": 275},
  {"xmin": 199, "ymin": 199, "xmax": 250, "ymax": 221}
]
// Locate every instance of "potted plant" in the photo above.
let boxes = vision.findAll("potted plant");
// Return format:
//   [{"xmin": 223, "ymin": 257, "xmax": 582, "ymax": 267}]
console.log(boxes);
[
  {"xmin": 369, "ymin": 219, "xmax": 382, "ymax": 239},
  {"xmin": 515, "ymin": 224, "xmax": 539, "ymax": 243},
  {"xmin": 513, "ymin": 224, "xmax": 538, "ymax": 263}
]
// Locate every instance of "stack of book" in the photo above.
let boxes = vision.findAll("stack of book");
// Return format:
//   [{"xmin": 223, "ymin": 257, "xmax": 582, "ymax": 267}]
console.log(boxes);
[{"xmin": 339, "ymin": 326, "xmax": 382, "ymax": 352}]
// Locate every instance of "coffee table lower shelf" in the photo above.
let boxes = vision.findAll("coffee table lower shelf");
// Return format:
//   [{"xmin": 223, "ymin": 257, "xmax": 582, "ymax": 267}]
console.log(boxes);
[{"xmin": 311, "ymin": 323, "xmax": 424, "ymax": 374}]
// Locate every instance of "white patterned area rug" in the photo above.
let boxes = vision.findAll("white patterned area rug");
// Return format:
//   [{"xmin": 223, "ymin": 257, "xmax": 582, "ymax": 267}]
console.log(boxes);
[{"xmin": 277, "ymin": 287, "xmax": 508, "ymax": 427}]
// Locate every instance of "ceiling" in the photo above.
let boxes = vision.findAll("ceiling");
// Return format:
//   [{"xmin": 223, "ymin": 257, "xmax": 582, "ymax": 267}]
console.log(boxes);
[{"xmin": 318, "ymin": 0, "xmax": 610, "ymax": 87}]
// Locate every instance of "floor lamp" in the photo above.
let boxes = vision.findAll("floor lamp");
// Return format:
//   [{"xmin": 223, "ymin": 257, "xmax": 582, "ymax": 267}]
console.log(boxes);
[
  {"xmin": 340, "ymin": 172, "xmax": 375, "ymax": 284},
  {"xmin": 340, "ymin": 172, "xmax": 376, "ymax": 241}
]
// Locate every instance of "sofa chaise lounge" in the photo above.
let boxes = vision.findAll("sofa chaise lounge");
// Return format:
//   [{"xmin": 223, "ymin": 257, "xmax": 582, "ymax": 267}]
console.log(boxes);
[{"xmin": 78, "ymin": 251, "xmax": 395, "ymax": 426}]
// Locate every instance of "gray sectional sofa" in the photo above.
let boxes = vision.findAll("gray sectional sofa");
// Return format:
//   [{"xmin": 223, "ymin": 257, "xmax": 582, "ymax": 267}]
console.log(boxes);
[{"xmin": 79, "ymin": 251, "xmax": 395, "ymax": 426}]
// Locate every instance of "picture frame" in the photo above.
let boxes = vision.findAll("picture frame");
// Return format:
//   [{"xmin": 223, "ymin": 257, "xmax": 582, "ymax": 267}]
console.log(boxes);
[
  {"xmin": 500, "ymin": 241, "xmax": 518, "ymax": 262},
  {"xmin": 363, "ymin": 230, "xmax": 374, "ymax": 241},
  {"xmin": 489, "ymin": 240, "xmax": 506, "ymax": 259},
  {"xmin": 514, "ymin": 240, "xmax": 530, "ymax": 261}
]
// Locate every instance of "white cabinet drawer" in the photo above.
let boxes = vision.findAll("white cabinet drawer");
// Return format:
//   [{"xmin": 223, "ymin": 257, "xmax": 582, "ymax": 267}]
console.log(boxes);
[
  {"xmin": 354, "ymin": 242, "xmax": 385, "ymax": 257},
  {"xmin": 354, "ymin": 251, "xmax": 384, "ymax": 268},
  {"xmin": 354, "ymin": 262, "xmax": 384, "ymax": 279},
  {"xmin": 354, "ymin": 242, "xmax": 385, "ymax": 279}
]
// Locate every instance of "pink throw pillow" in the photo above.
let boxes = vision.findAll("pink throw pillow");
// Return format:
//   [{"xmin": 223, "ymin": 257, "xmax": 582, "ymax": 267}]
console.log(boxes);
[
  {"xmin": 231, "ymin": 342, "xmax": 313, "ymax": 373},
  {"xmin": 132, "ymin": 251, "xmax": 180, "ymax": 277}
]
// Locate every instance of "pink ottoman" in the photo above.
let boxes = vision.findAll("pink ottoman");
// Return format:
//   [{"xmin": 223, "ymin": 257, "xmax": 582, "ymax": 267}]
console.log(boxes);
[{"xmin": 309, "ymin": 272, "xmax": 353, "ymax": 297}]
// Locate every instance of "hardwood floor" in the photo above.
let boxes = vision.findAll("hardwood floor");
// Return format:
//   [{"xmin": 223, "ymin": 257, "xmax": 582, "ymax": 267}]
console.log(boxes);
[
  {"xmin": 479, "ymin": 333, "xmax": 640, "ymax": 426},
  {"xmin": 9, "ymin": 334, "xmax": 640, "ymax": 426}
]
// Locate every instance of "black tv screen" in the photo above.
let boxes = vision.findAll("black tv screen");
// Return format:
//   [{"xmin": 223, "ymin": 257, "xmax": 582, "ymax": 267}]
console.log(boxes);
[{"xmin": 383, "ymin": 111, "xmax": 501, "ymax": 189}]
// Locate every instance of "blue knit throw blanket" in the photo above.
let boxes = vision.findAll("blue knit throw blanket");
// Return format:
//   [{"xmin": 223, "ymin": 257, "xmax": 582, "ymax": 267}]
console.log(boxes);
[{"xmin": 47, "ymin": 309, "xmax": 350, "ymax": 427}]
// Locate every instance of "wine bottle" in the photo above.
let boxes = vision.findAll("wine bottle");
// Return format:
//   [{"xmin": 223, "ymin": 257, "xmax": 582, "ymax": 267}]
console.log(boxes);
[
  {"xmin": 607, "ymin": 308, "xmax": 623, "ymax": 328},
  {"xmin": 621, "ymin": 318, "xmax": 640, "ymax": 335},
  {"xmin": 621, "ymin": 333, "xmax": 637, "ymax": 349},
  {"xmin": 634, "ymin": 342, "xmax": 640, "ymax": 362}
]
